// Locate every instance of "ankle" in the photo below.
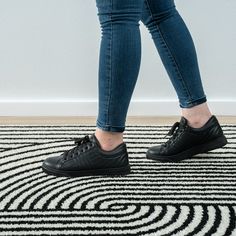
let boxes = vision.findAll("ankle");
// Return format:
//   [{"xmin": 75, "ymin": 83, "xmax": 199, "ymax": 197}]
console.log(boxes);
[
  {"xmin": 182, "ymin": 103, "xmax": 212, "ymax": 128},
  {"xmin": 185, "ymin": 116, "xmax": 212, "ymax": 128},
  {"xmin": 95, "ymin": 128, "xmax": 124, "ymax": 151}
]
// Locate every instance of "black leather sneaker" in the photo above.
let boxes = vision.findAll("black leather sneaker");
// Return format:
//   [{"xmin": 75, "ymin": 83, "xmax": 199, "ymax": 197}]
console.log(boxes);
[
  {"xmin": 146, "ymin": 115, "xmax": 228, "ymax": 162},
  {"xmin": 42, "ymin": 134, "xmax": 130, "ymax": 177}
]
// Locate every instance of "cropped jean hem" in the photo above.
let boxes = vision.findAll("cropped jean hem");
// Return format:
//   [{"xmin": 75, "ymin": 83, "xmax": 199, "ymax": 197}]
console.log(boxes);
[
  {"xmin": 179, "ymin": 96, "xmax": 207, "ymax": 108},
  {"xmin": 96, "ymin": 120, "xmax": 125, "ymax": 133}
]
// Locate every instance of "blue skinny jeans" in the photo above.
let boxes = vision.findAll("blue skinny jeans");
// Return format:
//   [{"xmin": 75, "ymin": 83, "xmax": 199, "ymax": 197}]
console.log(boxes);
[{"xmin": 95, "ymin": 0, "xmax": 207, "ymax": 132}]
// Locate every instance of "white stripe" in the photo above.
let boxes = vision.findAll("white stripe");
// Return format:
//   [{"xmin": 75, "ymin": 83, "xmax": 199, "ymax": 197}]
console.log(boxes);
[
  {"xmin": 78, "ymin": 194, "xmax": 236, "ymax": 210},
  {"xmin": 0, "ymin": 208, "xmax": 139, "ymax": 216},
  {"xmin": 212, "ymin": 206, "xmax": 230, "ymax": 236},
  {"xmin": 0, "ymin": 206, "xmax": 148, "ymax": 221},
  {"xmin": 195, "ymin": 206, "xmax": 216, "ymax": 236},
  {"xmin": 172, "ymin": 205, "xmax": 204, "ymax": 236},
  {"xmin": 231, "ymin": 207, "xmax": 236, "ymax": 235}
]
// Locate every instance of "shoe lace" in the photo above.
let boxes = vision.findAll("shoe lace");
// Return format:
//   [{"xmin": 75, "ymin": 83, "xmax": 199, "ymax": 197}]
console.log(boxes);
[
  {"xmin": 63, "ymin": 135, "xmax": 92, "ymax": 160},
  {"xmin": 162, "ymin": 122, "xmax": 184, "ymax": 148}
]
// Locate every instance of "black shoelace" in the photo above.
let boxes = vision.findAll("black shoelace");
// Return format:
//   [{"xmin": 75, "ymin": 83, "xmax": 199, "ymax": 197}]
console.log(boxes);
[
  {"xmin": 63, "ymin": 135, "xmax": 93, "ymax": 160},
  {"xmin": 162, "ymin": 122, "xmax": 185, "ymax": 148}
]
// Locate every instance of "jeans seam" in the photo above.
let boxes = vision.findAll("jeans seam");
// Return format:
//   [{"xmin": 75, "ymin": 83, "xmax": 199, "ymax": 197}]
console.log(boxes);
[
  {"xmin": 105, "ymin": 0, "xmax": 113, "ymax": 127},
  {"xmin": 145, "ymin": 0, "xmax": 194, "ymax": 105}
]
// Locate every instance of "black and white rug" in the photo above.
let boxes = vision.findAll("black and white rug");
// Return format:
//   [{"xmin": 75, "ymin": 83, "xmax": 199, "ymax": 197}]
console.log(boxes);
[{"xmin": 0, "ymin": 124, "xmax": 235, "ymax": 236}]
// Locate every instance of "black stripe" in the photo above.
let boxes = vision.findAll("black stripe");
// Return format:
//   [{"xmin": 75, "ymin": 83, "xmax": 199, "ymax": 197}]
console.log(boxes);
[
  {"xmin": 0, "ymin": 124, "xmax": 235, "ymax": 128},
  {"xmin": 186, "ymin": 205, "xmax": 209, "ymax": 236},
  {"xmin": 207, "ymin": 205, "xmax": 221, "ymax": 235},
  {"xmin": 0, "ymin": 203, "xmax": 235, "ymax": 213},
  {"xmin": 225, "ymin": 206, "xmax": 236, "ymax": 236}
]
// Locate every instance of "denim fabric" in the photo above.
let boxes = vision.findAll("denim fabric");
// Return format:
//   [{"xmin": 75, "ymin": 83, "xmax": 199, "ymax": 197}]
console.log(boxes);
[{"xmin": 95, "ymin": 0, "xmax": 207, "ymax": 132}]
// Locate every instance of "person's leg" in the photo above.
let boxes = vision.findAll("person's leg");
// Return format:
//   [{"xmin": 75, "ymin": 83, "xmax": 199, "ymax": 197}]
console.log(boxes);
[
  {"xmin": 95, "ymin": 0, "xmax": 144, "ymax": 150},
  {"xmin": 140, "ymin": 0, "xmax": 211, "ymax": 128},
  {"xmin": 42, "ymin": 0, "xmax": 146, "ymax": 177},
  {"xmin": 140, "ymin": 0, "xmax": 227, "ymax": 161}
]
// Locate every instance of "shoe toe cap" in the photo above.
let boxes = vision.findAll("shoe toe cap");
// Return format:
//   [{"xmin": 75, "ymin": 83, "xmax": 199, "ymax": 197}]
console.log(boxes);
[
  {"xmin": 147, "ymin": 145, "xmax": 162, "ymax": 156},
  {"xmin": 42, "ymin": 155, "xmax": 61, "ymax": 169}
]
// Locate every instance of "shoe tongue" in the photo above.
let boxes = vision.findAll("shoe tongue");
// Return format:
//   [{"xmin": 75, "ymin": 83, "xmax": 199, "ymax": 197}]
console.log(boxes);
[
  {"xmin": 179, "ymin": 116, "xmax": 188, "ymax": 128},
  {"xmin": 90, "ymin": 134, "xmax": 102, "ymax": 148}
]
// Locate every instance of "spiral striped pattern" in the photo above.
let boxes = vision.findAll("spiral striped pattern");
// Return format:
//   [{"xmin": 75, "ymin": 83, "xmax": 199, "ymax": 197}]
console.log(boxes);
[{"xmin": 0, "ymin": 124, "xmax": 235, "ymax": 235}]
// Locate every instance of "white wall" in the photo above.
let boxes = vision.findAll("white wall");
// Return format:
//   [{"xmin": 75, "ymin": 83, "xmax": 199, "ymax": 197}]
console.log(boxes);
[{"xmin": 0, "ymin": 0, "xmax": 235, "ymax": 116}]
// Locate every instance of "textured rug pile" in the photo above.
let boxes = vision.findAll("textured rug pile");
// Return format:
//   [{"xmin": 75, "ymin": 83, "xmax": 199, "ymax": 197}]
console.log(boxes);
[{"xmin": 0, "ymin": 124, "xmax": 235, "ymax": 236}]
